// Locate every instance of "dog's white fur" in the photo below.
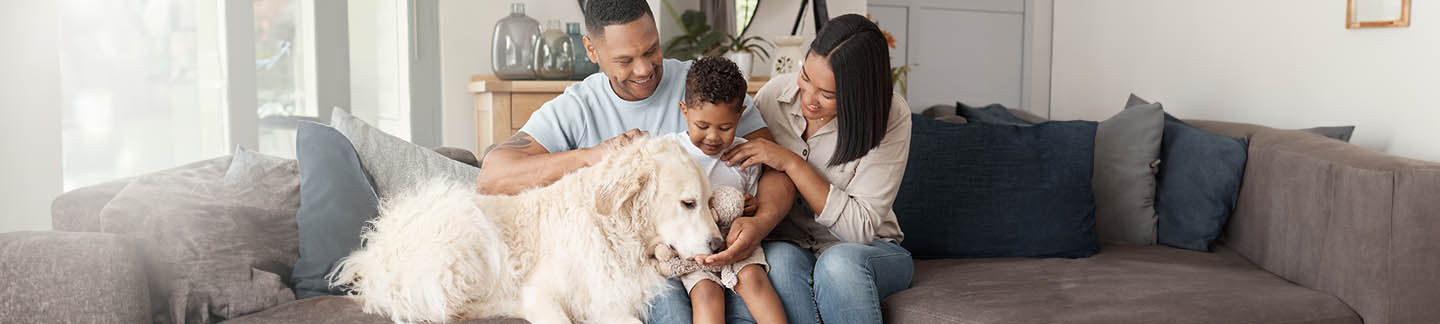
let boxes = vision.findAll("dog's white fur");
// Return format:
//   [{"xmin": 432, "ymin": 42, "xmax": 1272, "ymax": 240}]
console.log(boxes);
[{"xmin": 329, "ymin": 137, "xmax": 725, "ymax": 324}]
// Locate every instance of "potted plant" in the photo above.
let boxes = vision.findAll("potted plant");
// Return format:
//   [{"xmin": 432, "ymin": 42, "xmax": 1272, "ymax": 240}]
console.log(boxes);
[
  {"xmin": 662, "ymin": 2, "xmax": 772, "ymax": 80},
  {"xmin": 723, "ymin": 34, "xmax": 772, "ymax": 81},
  {"xmin": 663, "ymin": 8, "xmax": 728, "ymax": 60}
]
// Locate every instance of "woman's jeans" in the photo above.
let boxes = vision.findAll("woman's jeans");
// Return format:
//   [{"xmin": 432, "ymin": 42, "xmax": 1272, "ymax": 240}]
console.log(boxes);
[{"xmin": 647, "ymin": 240, "xmax": 914, "ymax": 324}]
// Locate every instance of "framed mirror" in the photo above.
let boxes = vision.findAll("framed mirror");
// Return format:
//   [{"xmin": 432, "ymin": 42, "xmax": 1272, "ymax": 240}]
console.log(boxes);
[
  {"xmin": 735, "ymin": 0, "xmax": 762, "ymax": 36},
  {"xmin": 1348, "ymin": 0, "xmax": 1410, "ymax": 29}
]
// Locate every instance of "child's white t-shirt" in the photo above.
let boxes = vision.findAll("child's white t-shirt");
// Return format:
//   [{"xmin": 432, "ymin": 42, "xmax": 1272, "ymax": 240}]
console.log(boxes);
[{"xmin": 662, "ymin": 132, "xmax": 761, "ymax": 195}]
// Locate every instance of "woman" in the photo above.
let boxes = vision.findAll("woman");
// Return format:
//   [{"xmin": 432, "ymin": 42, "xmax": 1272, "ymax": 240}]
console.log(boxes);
[{"xmin": 722, "ymin": 14, "xmax": 913, "ymax": 324}]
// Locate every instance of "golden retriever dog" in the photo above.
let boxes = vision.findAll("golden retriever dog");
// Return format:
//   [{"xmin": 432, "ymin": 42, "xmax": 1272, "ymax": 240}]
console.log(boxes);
[{"xmin": 329, "ymin": 137, "xmax": 726, "ymax": 323}]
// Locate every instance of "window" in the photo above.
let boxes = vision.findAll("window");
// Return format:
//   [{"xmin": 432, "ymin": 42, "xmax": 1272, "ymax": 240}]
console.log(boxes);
[
  {"xmin": 58, "ymin": 0, "xmax": 228, "ymax": 190},
  {"xmin": 58, "ymin": 0, "xmax": 420, "ymax": 190},
  {"xmin": 735, "ymin": 0, "xmax": 758, "ymax": 35},
  {"xmin": 254, "ymin": 0, "xmax": 315, "ymax": 158}
]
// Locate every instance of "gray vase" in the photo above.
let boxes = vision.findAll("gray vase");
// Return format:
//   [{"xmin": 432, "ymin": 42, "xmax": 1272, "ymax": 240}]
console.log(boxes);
[
  {"xmin": 533, "ymin": 20, "xmax": 574, "ymax": 80},
  {"xmin": 492, "ymin": 3, "xmax": 540, "ymax": 80},
  {"xmin": 568, "ymin": 23, "xmax": 600, "ymax": 80}
]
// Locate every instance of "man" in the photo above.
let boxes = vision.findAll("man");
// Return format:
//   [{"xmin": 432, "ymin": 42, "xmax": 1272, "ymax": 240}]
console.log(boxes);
[{"xmin": 474, "ymin": 0, "xmax": 798, "ymax": 322}]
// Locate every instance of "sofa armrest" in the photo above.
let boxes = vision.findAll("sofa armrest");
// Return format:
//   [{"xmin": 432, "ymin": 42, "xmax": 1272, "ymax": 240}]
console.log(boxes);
[
  {"xmin": 1189, "ymin": 120, "xmax": 1440, "ymax": 324},
  {"xmin": 0, "ymin": 231, "xmax": 151, "ymax": 323},
  {"xmin": 50, "ymin": 177, "xmax": 131, "ymax": 232}
]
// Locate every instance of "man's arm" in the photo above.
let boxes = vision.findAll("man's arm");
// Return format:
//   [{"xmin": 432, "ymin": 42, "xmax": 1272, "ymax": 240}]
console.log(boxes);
[
  {"xmin": 476, "ymin": 129, "xmax": 646, "ymax": 195},
  {"xmin": 475, "ymin": 132, "xmax": 589, "ymax": 195}
]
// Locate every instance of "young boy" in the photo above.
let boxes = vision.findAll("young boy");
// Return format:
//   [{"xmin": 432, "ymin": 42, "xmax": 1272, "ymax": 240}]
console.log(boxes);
[{"xmin": 662, "ymin": 56, "xmax": 787, "ymax": 324}]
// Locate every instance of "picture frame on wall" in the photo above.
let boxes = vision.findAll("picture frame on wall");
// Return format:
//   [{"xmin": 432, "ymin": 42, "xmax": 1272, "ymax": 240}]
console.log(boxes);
[{"xmin": 1347, "ymin": 0, "xmax": 1410, "ymax": 29}]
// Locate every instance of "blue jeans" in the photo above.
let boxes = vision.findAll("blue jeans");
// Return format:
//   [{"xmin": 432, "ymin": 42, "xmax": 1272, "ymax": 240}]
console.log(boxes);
[{"xmin": 647, "ymin": 240, "xmax": 913, "ymax": 324}]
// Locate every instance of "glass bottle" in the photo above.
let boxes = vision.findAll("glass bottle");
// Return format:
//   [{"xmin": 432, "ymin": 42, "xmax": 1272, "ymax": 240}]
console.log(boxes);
[
  {"xmin": 533, "ymin": 20, "xmax": 574, "ymax": 80},
  {"xmin": 567, "ymin": 22, "xmax": 600, "ymax": 80},
  {"xmin": 492, "ymin": 3, "xmax": 541, "ymax": 80}
]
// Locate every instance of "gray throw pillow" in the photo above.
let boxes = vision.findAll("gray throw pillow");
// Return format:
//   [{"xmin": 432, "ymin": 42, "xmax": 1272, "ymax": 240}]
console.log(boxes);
[
  {"xmin": 98, "ymin": 148, "xmax": 300, "ymax": 323},
  {"xmin": 956, "ymin": 101, "xmax": 1049, "ymax": 126},
  {"xmin": 330, "ymin": 108, "xmax": 480, "ymax": 199},
  {"xmin": 1125, "ymin": 94, "xmax": 1249, "ymax": 252},
  {"xmin": 920, "ymin": 104, "xmax": 969, "ymax": 124},
  {"xmin": 1008, "ymin": 108, "xmax": 1050, "ymax": 124},
  {"xmin": 1299, "ymin": 126, "xmax": 1355, "ymax": 142},
  {"xmin": 291, "ymin": 121, "xmax": 380, "ymax": 299},
  {"xmin": 1093, "ymin": 104, "xmax": 1164, "ymax": 244}
]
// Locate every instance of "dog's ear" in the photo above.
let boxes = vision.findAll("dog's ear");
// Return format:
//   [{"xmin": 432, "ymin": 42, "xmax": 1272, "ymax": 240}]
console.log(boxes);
[{"xmin": 595, "ymin": 164, "xmax": 652, "ymax": 216}]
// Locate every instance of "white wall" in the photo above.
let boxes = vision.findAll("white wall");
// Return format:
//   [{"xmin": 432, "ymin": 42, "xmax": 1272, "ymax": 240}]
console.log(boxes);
[
  {"xmin": 742, "ymin": 0, "xmax": 867, "ymax": 77},
  {"xmin": 436, "ymin": 0, "xmax": 864, "ymax": 151},
  {"xmin": 0, "ymin": 0, "xmax": 62, "ymax": 232},
  {"xmin": 1052, "ymin": 0, "xmax": 1440, "ymax": 161},
  {"xmin": 437, "ymin": 0, "xmax": 630, "ymax": 152}
]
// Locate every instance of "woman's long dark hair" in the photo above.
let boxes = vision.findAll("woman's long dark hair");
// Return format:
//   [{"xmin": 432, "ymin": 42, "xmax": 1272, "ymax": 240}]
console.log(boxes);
[{"xmin": 809, "ymin": 14, "xmax": 893, "ymax": 167}]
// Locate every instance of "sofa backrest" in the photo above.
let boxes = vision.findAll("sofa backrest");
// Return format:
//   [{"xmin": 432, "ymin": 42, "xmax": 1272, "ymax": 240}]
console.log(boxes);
[{"xmin": 1192, "ymin": 120, "xmax": 1440, "ymax": 324}]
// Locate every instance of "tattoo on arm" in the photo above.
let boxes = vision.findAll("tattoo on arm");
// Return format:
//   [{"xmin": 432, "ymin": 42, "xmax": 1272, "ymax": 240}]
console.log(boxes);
[{"xmin": 480, "ymin": 131, "xmax": 535, "ymax": 163}]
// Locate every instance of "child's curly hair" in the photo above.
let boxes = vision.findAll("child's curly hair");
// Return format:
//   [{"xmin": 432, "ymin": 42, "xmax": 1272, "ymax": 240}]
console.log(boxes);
[{"xmin": 684, "ymin": 56, "xmax": 747, "ymax": 112}]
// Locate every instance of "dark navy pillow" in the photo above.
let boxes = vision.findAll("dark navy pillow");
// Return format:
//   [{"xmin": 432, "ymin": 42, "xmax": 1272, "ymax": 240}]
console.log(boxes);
[
  {"xmin": 1154, "ymin": 119, "xmax": 1249, "ymax": 251},
  {"xmin": 291, "ymin": 121, "xmax": 380, "ymax": 299},
  {"xmin": 1126, "ymin": 94, "xmax": 1251, "ymax": 252},
  {"xmin": 895, "ymin": 115, "xmax": 1099, "ymax": 259},
  {"xmin": 956, "ymin": 102, "xmax": 1032, "ymax": 126}
]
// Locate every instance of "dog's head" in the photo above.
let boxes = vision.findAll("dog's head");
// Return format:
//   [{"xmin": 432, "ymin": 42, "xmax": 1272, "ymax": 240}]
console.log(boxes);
[{"xmin": 592, "ymin": 137, "xmax": 726, "ymax": 261}]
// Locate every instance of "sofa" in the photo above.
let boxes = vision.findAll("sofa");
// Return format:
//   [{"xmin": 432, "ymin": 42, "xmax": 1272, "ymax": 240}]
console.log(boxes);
[{"xmin": 3, "ymin": 120, "xmax": 1439, "ymax": 324}]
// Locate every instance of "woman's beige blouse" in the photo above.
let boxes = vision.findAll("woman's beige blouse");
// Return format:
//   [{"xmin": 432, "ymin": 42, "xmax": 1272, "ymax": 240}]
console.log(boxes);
[{"xmin": 755, "ymin": 73, "xmax": 911, "ymax": 252}]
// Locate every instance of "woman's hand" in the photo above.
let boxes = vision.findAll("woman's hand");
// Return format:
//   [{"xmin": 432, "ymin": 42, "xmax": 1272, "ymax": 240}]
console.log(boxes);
[
  {"xmin": 722, "ymin": 138, "xmax": 802, "ymax": 172},
  {"xmin": 742, "ymin": 194, "xmax": 757, "ymax": 216},
  {"xmin": 699, "ymin": 217, "xmax": 768, "ymax": 266}
]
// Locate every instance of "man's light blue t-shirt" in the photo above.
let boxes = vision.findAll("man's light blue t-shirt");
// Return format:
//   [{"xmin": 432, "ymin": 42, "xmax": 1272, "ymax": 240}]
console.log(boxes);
[{"xmin": 519, "ymin": 59, "xmax": 766, "ymax": 153}]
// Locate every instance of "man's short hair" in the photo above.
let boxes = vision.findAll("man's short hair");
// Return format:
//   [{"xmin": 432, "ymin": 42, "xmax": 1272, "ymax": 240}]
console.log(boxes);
[
  {"xmin": 584, "ymin": 0, "xmax": 654, "ymax": 36},
  {"xmin": 684, "ymin": 56, "xmax": 747, "ymax": 112}
]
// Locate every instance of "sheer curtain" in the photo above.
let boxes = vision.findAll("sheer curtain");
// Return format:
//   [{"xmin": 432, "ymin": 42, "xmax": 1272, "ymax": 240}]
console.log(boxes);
[
  {"xmin": 58, "ymin": 0, "xmax": 416, "ymax": 190},
  {"xmin": 702, "ymin": 0, "xmax": 731, "ymax": 36},
  {"xmin": 58, "ymin": 0, "xmax": 228, "ymax": 190}
]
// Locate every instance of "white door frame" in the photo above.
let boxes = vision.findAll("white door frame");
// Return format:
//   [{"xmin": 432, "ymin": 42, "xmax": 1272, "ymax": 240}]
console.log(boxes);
[{"xmin": 867, "ymin": 0, "xmax": 1053, "ymax": 118}]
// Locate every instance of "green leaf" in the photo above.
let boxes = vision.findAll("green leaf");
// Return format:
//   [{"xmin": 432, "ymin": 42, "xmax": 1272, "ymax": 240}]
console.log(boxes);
[
  {"xmin": 697, "ymin": 32, "xmax": 727, "ymax": 55},
  {"xmin": 681, "ymin": 11, "xmax": 709, "ymax": 34}
]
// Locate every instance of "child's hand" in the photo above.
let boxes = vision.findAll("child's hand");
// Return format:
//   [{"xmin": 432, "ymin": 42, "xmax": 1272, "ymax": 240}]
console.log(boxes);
[{"xmin": 742, "ymin": 194, "xmax": 757, "ymax": 216}]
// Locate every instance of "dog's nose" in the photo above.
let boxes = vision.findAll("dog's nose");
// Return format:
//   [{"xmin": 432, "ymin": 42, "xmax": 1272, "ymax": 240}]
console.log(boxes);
[{"xmin": 707, "ymin": 237, "xmax": 726, "ymax": 254}]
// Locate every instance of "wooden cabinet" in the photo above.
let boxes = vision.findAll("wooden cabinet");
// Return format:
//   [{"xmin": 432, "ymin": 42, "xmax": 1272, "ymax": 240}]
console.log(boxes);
[{"xmin": 468, "ymin": 75, "xmax": 768, "ymax": 149}]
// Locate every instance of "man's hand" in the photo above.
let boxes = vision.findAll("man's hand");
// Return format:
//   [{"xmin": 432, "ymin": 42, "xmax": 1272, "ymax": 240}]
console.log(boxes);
[
  {"xmin": 700, "ymin": 217, "xmax": 769, "ymax": 266},
  {"xmin": 585, "ymin": 128, "xmax": 648, "ymax": 165}
]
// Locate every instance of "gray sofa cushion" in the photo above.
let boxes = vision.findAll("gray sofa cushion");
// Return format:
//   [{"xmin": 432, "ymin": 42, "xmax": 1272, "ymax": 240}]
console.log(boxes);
[
  {"xmin": 222, "ymin": 296, "xmax": 527, "ymax": 324},
  {"xmin": 1093, "ymin": 104, "xmax": 1164, "ymax": 245},
  {"xmin": 98, "ymin": 147, "xmax": 301, "ymax": 323},
  {"xmin": 330, "ymin": 108, "xmax": 480, "ymax": 199},
  {"xmin": 883, "ymin": 244, "xmax": 1359, "ymax": 324},
  {"xmin": 0, "ymin": 231, "xmax": 150, "ymax": 324}
]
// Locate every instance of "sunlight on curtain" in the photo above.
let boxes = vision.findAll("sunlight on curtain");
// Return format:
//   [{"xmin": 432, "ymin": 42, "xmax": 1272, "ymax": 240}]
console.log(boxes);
[{"xmin": 58, "ymin": 0, "xmax": 227, "ymax": 190}]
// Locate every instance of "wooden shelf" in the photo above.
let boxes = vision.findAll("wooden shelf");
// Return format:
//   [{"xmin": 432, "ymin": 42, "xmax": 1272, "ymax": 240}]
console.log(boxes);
[
  {"xmin": 468, "ymin": 75, "xmax": 771, "ymax": 94},
  {"xmin": 468, "ymin": 74, "xmax": 772, "ymax": 150}
]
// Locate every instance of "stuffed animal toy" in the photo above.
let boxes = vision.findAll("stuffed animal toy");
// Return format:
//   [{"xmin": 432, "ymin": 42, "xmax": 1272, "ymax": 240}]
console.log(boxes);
[{"xmin": 653, "ymin": 186, "xmax": 747, "ymax": 287}]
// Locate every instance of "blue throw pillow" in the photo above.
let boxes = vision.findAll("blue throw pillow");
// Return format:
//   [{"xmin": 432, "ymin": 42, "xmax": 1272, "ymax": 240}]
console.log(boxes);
[
  {"xmin": 1126, "ymin": 94, "xmax": 1250, "ymax": 251},
  {"xmin": 291, "ymin": 121, "xmax": 380, "ymax": 299},
  {"xmin": 1154, "ymin": 119, "xmax": 1249, "ymax": 251},
  {"xmin": 956, "ymin": 102, "xmax": 1032, "ymax": 126},
  {"xmin": 895, "ymin": 115, "xmax": 1099, "ymax": 258}
]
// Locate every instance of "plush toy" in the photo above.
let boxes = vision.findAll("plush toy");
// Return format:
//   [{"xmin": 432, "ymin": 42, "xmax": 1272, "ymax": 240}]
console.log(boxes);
[{"xmin": 653, "ymin": 186, "xmax": 747, "ymax": 288}]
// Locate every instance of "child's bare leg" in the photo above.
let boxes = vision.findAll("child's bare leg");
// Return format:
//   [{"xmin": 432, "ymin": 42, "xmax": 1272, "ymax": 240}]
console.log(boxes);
[
  {"xmin": 733, "ymin": 264, "xmax": 787, "ymax": 324},
  {"xmin": 690, "ymin": 279, "xmax": 726, "ymax": 324}
]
